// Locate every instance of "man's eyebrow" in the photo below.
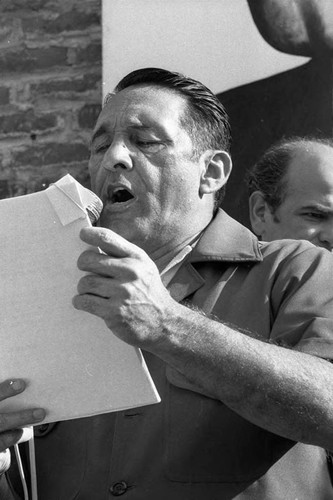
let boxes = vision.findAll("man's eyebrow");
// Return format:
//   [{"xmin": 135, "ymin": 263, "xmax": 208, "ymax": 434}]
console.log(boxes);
[
  {"xmin": 91, "ymin": 124, "xmax": 153, "ymax": 143},
  {"xmin": 301, "ymin": 203, "xmax": 333, "ymax": 213},
  {"xmin": 129, "ymin": 123, "xmax": 173, "ymax": 140},
  {"xmin": 128, "ymin": 123, "xmax": 155, "ymax": 132},
  {"xmin": 90, "ymin": 123, "xmax": 170, "ymax": 149}
]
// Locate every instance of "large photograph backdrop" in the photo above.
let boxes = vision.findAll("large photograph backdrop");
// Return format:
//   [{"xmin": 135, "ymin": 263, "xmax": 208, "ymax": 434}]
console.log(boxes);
[{"xmin": 102, "ymin": 0, "xmax": 332, "ymax": 226}]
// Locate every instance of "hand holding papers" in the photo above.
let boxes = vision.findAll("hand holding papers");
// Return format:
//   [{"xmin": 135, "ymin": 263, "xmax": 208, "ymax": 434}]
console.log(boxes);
[{"xmin": 0, "ymin": 175, "xmax": 160, "ymax": 424}]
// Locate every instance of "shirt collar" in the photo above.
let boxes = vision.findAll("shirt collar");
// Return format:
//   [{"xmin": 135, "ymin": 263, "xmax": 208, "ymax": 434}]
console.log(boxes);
[{"xmin": 159, "ymin": 232, "xmax": 202, "ymax": 286}]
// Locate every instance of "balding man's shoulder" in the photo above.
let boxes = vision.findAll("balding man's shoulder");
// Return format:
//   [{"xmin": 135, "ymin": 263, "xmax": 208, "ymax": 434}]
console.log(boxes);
[
  {"xmin": 258, "ymin": 238, "xmax": 331, "ymax": 271},
  {"xmin": 260, "ymin": 238, "xmax": 316, "ymax": 253}
]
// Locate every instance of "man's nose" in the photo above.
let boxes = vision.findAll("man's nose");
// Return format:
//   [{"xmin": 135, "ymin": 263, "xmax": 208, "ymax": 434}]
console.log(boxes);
[
  {"xmin": 102, "ymin": 140, "xmax": 133, "ymax": 171},
  {"xmin": 317, "ymin": 223, "xmax": 333, "ymax": 252}
]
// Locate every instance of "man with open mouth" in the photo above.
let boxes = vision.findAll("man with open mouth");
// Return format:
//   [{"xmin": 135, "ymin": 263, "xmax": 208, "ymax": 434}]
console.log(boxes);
[{"xmin": 2, "ymin": 67, "xmax": 333, "ymax": 500}]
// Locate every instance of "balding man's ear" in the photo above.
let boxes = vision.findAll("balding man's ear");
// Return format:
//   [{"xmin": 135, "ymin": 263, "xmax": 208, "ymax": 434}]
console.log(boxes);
[
  {"xmin": 199, "ymin": 150, "xmax": 232, "ymax": 196},
  {"xmin": 249, "ymin": 191, "xmax": 269, "ymax": 237}
]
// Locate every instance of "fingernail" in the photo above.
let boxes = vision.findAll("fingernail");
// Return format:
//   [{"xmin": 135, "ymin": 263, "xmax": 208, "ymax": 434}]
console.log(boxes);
[
  {"xmin": 10, "ymin": 380, "xmax": 24, "ymax": 391},
  {"xmin": 33, "ymin": 409, "xmax": 45, "ymax": 420}
]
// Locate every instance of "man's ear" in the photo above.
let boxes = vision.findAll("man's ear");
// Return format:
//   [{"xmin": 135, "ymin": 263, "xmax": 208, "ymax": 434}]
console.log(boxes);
[
  {"xmin": 199, "ymin": 150, "xmax": 232, "ymax": 196},
  {"xmin": 248, "ymin": 190, "xmax": 270, "ymax": 237}
]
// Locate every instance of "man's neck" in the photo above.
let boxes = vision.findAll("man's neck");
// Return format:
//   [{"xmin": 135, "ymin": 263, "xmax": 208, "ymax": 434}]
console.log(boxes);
[{"xmin": 149, "ymin": 208, "xmax": 215, "ymax": 271}]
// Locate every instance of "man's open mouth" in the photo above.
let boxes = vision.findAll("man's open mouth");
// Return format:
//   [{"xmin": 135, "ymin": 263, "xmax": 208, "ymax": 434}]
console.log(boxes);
[{"xmin": 108, "ymin": 187, "xmax": 134, "ymax": 204}]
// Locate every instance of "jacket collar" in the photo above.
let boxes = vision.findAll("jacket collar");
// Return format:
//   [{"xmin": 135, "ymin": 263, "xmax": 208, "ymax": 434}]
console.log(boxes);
[
  {"xmin": 168, "ymin": 210, "xmax": 262, "ymax": 302},
  {"xmin": 189, "ymin": 209, "xmax": 262, "ymax": 263}
]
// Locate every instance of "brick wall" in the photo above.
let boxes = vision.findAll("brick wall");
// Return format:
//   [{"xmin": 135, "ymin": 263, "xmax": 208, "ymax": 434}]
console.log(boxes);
[{"xmin": 0, "ymin": 0, "xmax": 102, "ymax": 199}]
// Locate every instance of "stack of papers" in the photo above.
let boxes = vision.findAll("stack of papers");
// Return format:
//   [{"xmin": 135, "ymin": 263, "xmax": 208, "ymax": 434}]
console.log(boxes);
[{"xmin": 0, "ymin": 174, "xmax": 160, "ymax": 424}]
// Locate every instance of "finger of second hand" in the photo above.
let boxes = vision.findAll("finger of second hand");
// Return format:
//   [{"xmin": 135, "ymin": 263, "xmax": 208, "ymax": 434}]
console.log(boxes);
[
  {"xmin": 0, "ymin": 429, "xmax": 24, "ymax": 450},
  {"xmin": 0, "ymin": 379, "xmax": 26, "ymax": 401},
  {"xmin": 0, "ymin": 407, "xmax": 45, "ymax": 434},
  {"xmin": 0, "ymin": 448, "xmax": 11, "ymax": 474}
]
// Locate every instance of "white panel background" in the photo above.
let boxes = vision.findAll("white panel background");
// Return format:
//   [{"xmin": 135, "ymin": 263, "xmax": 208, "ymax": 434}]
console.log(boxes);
[{"xmin": 102, "ymin": 0, "xmax": 309, "ymax": 97}]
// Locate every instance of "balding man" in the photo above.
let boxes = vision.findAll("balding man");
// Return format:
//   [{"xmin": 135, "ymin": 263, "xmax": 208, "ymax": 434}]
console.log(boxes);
[{"xmin": 247, "ymin": 137, "xmax": 333, "ymax": 252}]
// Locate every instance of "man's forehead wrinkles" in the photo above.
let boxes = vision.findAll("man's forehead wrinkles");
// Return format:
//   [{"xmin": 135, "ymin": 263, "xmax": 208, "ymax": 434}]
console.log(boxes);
[
  {"xmin": 94, "ymin": 114, "xmax": 171, "ymax": 140},
  {"xmin": 91, "ymin": 90, "xmax": 184, "ymax": 145}
]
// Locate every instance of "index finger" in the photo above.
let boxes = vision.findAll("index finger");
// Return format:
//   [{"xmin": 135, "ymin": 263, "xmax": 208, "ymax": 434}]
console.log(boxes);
[{"xmin": 79, "ymin": 227, "xmax": 142, "ymax": 259}]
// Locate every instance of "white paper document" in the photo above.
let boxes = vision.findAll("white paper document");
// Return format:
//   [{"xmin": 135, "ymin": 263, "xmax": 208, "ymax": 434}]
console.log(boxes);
[{"xmin": 0, "ymin": 174, "xmax": 160, "ymax": 424}]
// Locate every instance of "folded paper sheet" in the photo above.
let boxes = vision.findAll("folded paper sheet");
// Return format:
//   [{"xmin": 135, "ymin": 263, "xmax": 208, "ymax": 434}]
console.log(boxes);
[{"xmin": 0, "ymin": 174, "xmax": 160, "ymax": 424}]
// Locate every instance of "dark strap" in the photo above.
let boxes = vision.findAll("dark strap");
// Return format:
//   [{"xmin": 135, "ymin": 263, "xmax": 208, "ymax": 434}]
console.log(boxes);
[{"xmin": 326, "ymin": 450, "xmax": 333, "ymax": 486}]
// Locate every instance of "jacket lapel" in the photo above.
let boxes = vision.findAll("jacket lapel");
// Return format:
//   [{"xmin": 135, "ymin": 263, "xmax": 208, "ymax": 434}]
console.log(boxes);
[{"xmin": 167, "ymin": 210, "xmax": 262, "ymax": 303}]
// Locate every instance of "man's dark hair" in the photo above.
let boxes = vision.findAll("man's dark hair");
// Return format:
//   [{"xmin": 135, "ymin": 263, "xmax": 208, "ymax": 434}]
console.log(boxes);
[
  {"xmin": 246, "ymin": 136, "xmax": 333, "ymax": 213},
  {"xmin": 105, "ymin": 67, "xmax": 231, "ymax": 208}
]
